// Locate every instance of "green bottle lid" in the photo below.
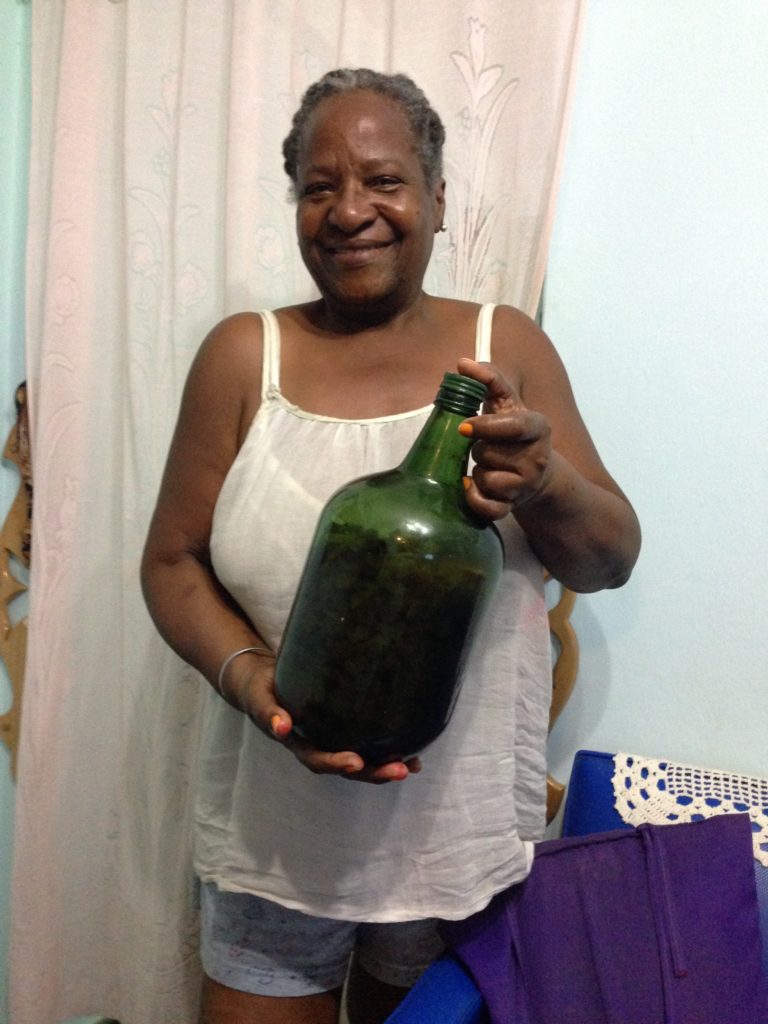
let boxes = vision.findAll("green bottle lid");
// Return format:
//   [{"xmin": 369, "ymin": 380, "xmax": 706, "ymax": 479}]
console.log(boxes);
[{"xmin": 435, "ymin": 372, "xmax": 488, "ymax": 416}]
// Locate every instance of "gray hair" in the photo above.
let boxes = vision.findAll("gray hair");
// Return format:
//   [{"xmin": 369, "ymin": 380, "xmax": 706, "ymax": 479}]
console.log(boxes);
[{"xmin": 282, "ymin": 68, "xmax": 446, "ymax": 198}]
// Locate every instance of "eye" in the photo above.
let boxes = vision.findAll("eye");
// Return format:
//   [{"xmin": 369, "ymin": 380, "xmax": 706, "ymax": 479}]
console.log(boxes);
[
  {"xmin": 302, "ymin": 181, "xmax": 334, "ymax": 198},
  {"xmin": 371, "ymin": 176, "xmax": 402, "ymax": 192}
]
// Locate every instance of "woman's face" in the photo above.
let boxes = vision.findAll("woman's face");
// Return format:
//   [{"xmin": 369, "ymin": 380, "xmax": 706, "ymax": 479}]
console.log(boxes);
[{"xmin": 294, "ymin": 90, "xmax": 445, "ymax": 318}]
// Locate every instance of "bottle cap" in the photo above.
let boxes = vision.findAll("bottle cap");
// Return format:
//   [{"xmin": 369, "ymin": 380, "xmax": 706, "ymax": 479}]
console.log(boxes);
[{"xmin": 436, "ymin": 372, "xmax": 488, "ymax": 415}]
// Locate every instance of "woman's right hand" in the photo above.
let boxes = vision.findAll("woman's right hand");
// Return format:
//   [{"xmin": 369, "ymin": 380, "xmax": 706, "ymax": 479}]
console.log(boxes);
[{"xmin": 223, "ymin": 653, "xmax": 421, "ymax": 784}]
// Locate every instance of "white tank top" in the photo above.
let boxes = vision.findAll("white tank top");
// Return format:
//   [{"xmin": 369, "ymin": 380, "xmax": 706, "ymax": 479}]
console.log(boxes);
[{"xmin": 197, "ymin": 304, "xmax": 553, "ymax": 922}]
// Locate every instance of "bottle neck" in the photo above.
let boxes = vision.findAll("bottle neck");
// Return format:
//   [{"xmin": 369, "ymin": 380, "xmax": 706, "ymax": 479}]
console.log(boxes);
[{"xmin": 399, "ymin": 405, "xmax": 473, "ymax": 486}]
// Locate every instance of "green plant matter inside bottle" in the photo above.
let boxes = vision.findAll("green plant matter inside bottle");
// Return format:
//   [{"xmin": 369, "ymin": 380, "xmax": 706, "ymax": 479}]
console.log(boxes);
[{"xmin": 274, "ymin": 372, "xmax": 504, "ymax": 763}]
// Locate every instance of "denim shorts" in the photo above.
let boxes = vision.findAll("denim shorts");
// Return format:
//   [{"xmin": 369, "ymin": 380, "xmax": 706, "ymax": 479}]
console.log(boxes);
[{"xmin": 200, "ymin": 883, "xmax": 445, "ymax": 997}]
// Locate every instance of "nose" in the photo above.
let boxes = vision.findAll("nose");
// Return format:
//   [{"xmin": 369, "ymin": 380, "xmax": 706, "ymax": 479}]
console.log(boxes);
[{"xmin": 327, "ymin": 181, "xmax": 376, "ymax": 233}]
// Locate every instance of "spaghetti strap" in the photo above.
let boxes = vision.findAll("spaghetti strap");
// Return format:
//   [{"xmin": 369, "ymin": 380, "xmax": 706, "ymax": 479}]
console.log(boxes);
[
  {"xmin": 258, "ymin": 309, "xmax": 281, "ymax": 401},
  {"xmin": 475, "ymin": 303, "xmax": 496, "ymax": 362}
]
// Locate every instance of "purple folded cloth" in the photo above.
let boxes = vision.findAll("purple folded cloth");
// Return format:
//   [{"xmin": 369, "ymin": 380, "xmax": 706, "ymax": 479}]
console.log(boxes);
[{"xmin": 442, "ymin": 814, "xmax": 768, "ymax": 1024}]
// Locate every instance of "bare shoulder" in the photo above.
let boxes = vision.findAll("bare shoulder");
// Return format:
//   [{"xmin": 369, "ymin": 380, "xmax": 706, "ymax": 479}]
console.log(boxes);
[
  {"xmin": 431, "ymin": 295, "xmax": 482, "ymax": 318},
  {"xmin": 489, "ymin": 304, "xmax": 571, "ymax": 402},
  {"xmin": 192, "ymin": 311, "xmax": 265, "ymax": 376},
  {"xmin": 183, "ymin": 312, "xmax": 265, "ymax": 445},
  {"xmin": 488, "ymin": 303, "xmax": 553, "ymax": 361},
  {"xmin": 148, "ymin": 313, "xmax": 267, "ymax": 549}
]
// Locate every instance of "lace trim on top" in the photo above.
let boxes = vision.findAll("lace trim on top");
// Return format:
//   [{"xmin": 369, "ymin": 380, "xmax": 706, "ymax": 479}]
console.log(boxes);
[
  {"xmin": 612, "ymin": 752, "xmax": 768, "ymax": 867},
  {"xmin": 263, "ymin": 383, "xmax": 432, "ymax": 425},
  {"xmin": 257, "ymin": 304, "xmax": 497, "ymax": 424}
]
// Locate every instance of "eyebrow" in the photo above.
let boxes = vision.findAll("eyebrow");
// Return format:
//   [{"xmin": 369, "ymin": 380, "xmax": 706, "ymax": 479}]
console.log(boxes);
[{"xmin": 302, "ymin": 157, "xmax": 410, "ymax": 177}]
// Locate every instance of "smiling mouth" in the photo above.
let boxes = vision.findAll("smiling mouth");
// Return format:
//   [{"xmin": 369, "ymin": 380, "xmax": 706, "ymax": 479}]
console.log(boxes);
[{"xmin": 323, "ymin": 241, "xmax": 394, "ymax": 265}]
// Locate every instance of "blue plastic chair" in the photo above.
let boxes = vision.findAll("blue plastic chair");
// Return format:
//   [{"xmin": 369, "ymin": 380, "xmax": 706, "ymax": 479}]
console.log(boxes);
[{"xmin": 385, "ymin": 953, "xmax": 488, "ymax": 1023}]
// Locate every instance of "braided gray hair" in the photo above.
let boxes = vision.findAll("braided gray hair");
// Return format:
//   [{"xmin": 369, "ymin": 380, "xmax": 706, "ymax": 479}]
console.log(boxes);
[{"xmin": 282, "ymin": 68, "xmax": 446, "ymax": 198}]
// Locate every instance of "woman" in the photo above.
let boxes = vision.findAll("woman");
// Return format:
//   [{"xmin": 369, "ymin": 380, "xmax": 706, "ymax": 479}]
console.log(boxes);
[{"xmin": 141, "ymin": 68, "xmax": 640, "ymax": 1024}]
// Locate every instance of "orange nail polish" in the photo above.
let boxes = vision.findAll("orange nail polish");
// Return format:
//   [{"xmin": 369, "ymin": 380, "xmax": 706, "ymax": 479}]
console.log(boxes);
[
  {"xmin": 270, "ymin": 714, "xmax": 284, "ymax": 736},
  {"xmin": 462, "ymin": 476, "xmax": 472, "ymax": 491},
  {"xmin": 458, "ymin": 422, "xmax": 474, "ymax": 437}
]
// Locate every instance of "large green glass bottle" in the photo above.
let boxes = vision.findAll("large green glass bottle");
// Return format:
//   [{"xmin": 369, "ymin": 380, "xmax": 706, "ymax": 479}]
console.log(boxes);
[{"xmin": 274, "ymin": 372, "xmax": 504, "ymax": 763}]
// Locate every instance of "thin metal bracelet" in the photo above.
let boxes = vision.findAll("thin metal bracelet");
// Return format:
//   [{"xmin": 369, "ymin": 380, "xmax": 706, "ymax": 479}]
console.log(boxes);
[{"xmin": 216, "ymin": 645, "xmax": 274, "ymax": 697}]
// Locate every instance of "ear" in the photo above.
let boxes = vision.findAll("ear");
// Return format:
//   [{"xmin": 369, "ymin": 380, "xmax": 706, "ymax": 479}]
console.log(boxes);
[{"xmin": 433, "ymin": 179, "xmax": 446, "ymax": 232}]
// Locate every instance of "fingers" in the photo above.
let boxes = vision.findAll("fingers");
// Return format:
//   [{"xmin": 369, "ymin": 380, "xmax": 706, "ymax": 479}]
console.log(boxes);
[
  {"xmin": 465, "ymin": 452, "xmax": 551, "ymax": 514},
  {"xmin": 235, "ymin": 664, "xmax": 294, "ymax": 740},
  {"xmin": 344, "ymin": 755, "xmax": 422, "ymax": 784},
  {"xmin": 281, "ymin": 732, "xmax": 422, "ymax": 784},
  {"xmin": 455, "ymin": 367, "xmax": 553, "ymax": 513},
  {"xmin": 463, "ymin": 474, "xmax": 519, "ymax": 521},
  {"xmin": 239, "ymin": 657, "xmax": 422, "ymax": 784},
  {"xmin": 281, "ymin": 733, "xmax": 365, "ymax": 776},
  {"xmin": 456, "ymin": 357, "xmax": 523, "ymax": 412},
  {"xmin": 462, "ymin": 411, "xmax": 547, "ymax": 445},
  {"xmin": 245, "ymin": 674, "xmax": 421, "ymax": 783}
]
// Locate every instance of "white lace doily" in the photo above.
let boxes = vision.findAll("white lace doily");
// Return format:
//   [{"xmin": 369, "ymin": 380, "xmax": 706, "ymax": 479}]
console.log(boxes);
[{"xmin": 612, "ymin": 752, "xmax": 768, "ymax": 868}]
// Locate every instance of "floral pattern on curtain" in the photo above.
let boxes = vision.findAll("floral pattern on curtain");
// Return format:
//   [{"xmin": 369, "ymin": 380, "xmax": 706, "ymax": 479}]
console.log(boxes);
[{"xmin": 11, "ymin": 2, "xmax": 583, "ymax": 1021}]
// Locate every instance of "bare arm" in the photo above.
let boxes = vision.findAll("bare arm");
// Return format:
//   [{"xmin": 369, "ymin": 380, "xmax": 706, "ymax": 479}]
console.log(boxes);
[
  {"xmin": 140, "ymin": 313, "xmax": 415, "ymax": 782},
  {"xmin": 459, "ymin": 307, "xmax": 641, "ymax": 593},
  {"xmin": 141, "ymin": 313, "xmax": 269, "ymax": 682}
]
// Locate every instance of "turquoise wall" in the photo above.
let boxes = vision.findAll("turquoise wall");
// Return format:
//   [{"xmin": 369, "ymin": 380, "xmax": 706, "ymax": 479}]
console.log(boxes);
[
  {"xmin": 0, "ymin": 1, "xmax": 30, "ymax": 1019},
  {"xmin": 544, "ymin": 0, "xmax": 768, "ymax": 791}
]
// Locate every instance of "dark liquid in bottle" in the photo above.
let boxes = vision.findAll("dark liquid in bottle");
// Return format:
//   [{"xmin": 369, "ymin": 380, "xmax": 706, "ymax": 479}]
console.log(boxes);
[{"xmin": 276, "ymin": 521, "xmax": 490, "ymax": 762}]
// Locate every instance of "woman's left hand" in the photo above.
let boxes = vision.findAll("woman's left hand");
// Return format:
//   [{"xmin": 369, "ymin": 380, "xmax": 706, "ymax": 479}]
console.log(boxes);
[{"xmin": 457, "ymin": 356, "xmax": 553, "ymax": 521}]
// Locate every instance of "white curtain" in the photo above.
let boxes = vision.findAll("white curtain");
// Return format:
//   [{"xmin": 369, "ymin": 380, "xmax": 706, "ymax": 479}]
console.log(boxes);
[{"xmin": 11, "ymin": 2, "xmax": 583, "ymax": 1021}]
